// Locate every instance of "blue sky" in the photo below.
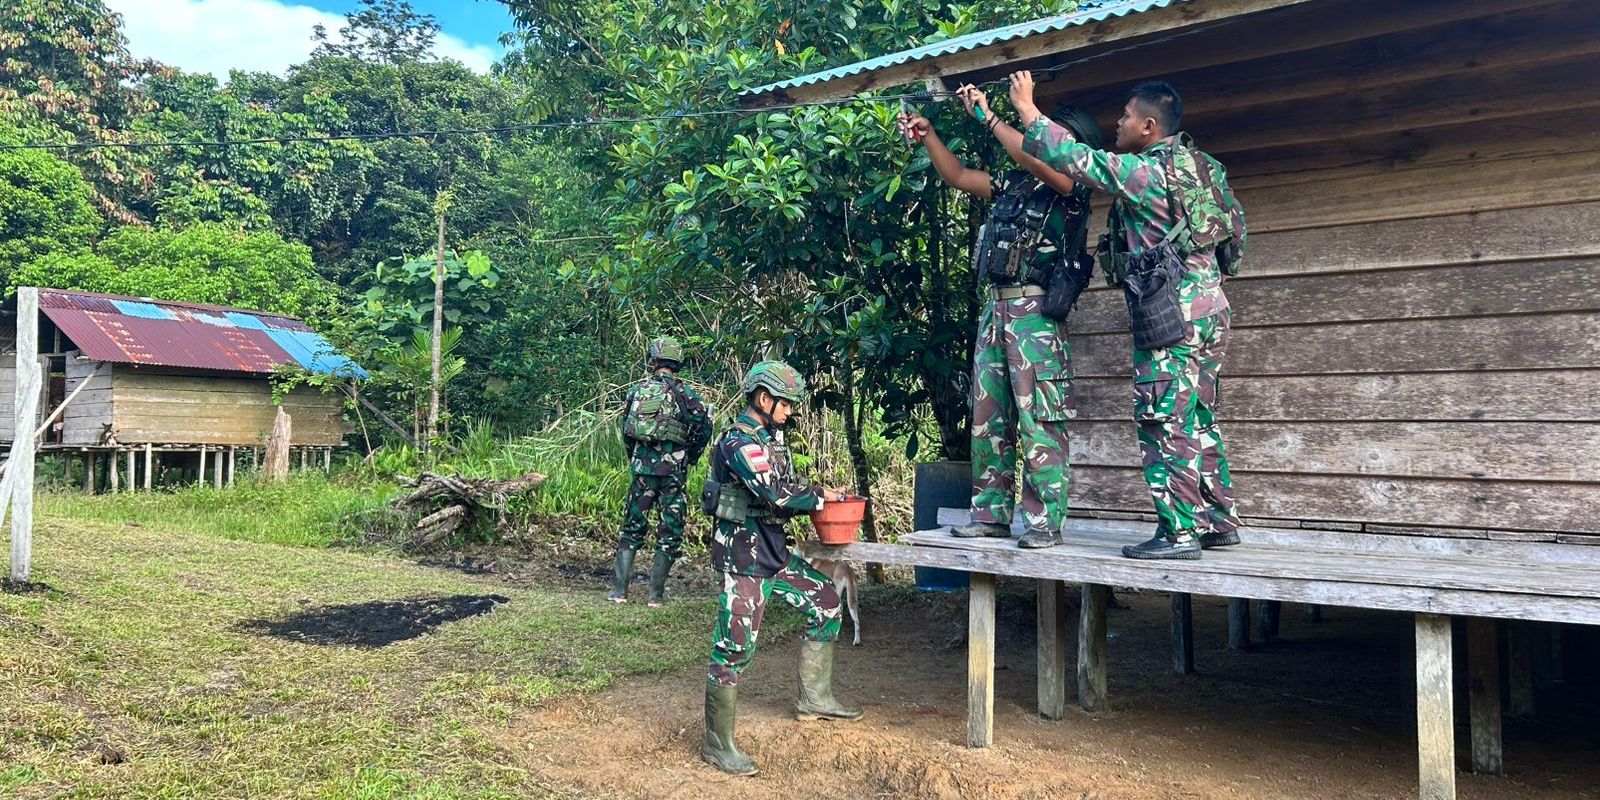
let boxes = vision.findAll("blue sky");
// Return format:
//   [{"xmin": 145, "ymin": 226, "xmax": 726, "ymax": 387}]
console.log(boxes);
[{"xmin": 107, "ymin": 0, "xmax": 519, "ymax": 79}]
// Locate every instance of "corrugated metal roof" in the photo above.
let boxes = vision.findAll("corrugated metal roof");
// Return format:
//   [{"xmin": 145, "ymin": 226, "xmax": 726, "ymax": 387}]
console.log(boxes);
[
  {"xmin": 741, "ymin": 0, "xmax": 1184, "ymax": 99},
  {"xmin": 40, "ymin": 289, "xmax": 366, "ymax": 379}
]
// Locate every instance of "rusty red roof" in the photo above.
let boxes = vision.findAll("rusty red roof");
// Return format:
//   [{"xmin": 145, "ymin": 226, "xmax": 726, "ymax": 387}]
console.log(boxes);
[{"xmin": 38, "ymin": 288, "xmax": 365, "ymax": 378}]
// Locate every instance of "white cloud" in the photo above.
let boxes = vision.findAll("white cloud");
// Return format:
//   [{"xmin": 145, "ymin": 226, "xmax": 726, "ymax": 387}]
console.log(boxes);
[{"xmin": 106, "ymin": 0, "xmax": 498, "ymax": 78}]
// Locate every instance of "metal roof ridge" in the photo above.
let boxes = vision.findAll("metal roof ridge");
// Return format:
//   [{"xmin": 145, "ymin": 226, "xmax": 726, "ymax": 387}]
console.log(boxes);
[{"xmin": 36, "ymin": 286, "xmax": 305, "ymax": 322}]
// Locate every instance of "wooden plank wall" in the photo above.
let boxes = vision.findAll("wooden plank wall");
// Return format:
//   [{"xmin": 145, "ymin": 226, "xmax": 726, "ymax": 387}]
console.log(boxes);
[
  {"xmin": 107, "ymin": 366, "xmax": 345, "ymax": 447},
  {"xmin": 61, "ymin": 354, "xmax": 113, "ymax": 446},
  {"xmin": 1022, "ymin": 0, "xmax": 1600, "ymax": 539}
]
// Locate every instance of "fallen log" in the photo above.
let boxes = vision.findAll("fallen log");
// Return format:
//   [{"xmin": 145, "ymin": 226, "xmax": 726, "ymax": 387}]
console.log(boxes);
[{"xmin": 389, "ymin": 470, "xmax": 546, "ymax": 550}]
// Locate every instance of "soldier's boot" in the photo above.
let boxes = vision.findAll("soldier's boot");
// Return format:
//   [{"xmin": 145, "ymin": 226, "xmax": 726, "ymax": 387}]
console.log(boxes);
[
  {"xmin": 606, "ymin": 546, "xmax": 635, "ymax": 603},
  {"xmin": 952, "ymin": 521, "xmax": 1011, "ymax": 539},
  {"xmin": 794, "ymin": 640, "xmax": 864, "ymax": 722},
  {"xmin": 1121, "ymin": 534, "xmax": 1201, "ymax": 561},
  {"xmin": 646, "ymin": 551, "xmax": 675, "ymax": 607},
  {"xmin": 1199, "ymin": 529, "xmax": 1241, "ymax": 549},
  {"xmin": 701, "ymin": 682, "xmax": 759, "ymax": 776},
  {"xmin": 1017, "ymin": 529, "xmax": 1063, "ymax": 549}
]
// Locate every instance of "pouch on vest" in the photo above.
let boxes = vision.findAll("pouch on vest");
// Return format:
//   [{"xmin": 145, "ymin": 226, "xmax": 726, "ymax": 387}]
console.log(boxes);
[
  {"xmin": 699, "ymin": 478, "xmax": 721, "ymax": 516},
  {"xmin": 974, "ymin": 178, "xmax": 1053, "ymax": 286},
  {"xmin": 623, "ymin": 379, "xmax": 688, "ymax": 444},
  {"xmin": 1042, "ymin": 196, "xmax": 1095, "ymax": 321},
  {"xmin": 714, "ymin": 481, "xmax": 753, "ymax": 523}
]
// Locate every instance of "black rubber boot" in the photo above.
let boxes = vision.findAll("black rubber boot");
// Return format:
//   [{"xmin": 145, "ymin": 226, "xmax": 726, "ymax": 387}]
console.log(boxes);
[
  {"xmin": 646, "ymin": 551, "xmax": 674, "ymax": 607},
  {"xmin": 607, "ymin": 546, "xmax": 635, "ymax": 603},
  {"xmin": 702, "ymin": 682, "xmax": 759, "ymax": 776},
  {"xmin": 795, "ymin": 640, "xmax": 864, "ymax": 721},
  {"xmin": 1122, "ymin": 535, "xmax": 1202, "ymax": 560},
  {"xmin": 1200, "ymin": 530, "xmax": 1242, "ymax": 549},
  {"xmin": 952, "ymin": 521, "xmax": 1011, "ymax": 539},
  {"xmin": 1017, "ymin": 529, "xmax": 1063, "ymax": 549}
]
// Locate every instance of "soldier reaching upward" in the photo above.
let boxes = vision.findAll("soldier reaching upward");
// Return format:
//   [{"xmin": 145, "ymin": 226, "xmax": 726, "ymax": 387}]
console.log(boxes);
[
  {"xmin": 898, "ymin": 85, "xmax": 1103, "ymax": 549},
  {"xmin": 700, "ymin": 361, "xmax": 859, "ymax": 776}
]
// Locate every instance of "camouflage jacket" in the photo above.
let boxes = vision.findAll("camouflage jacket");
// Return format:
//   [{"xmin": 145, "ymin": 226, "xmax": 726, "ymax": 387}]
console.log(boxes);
[
  {"xmin": 709, "ymin": 412, "xmax": 825, "ymax": 577},
  {"xmin": 1022, "ymin": 119, "xmax": 1229, "ymax": 322},
  {"xmin": 622, "ymin": 373, "xmax": 712, "ymax": 476}
]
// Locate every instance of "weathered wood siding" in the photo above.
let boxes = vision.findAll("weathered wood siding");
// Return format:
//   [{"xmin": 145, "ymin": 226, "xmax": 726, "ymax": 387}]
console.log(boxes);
[
  {"xmin": 61, "ymin": 355, "xmax": 112, "ymax": 446},
  {"xmin": 104, "ymin": 366, "xmax": 345, "ymax": 447},
  {"xmin": 1007, "ymin": 0, "xmax": 1600, "ymax": 538}
]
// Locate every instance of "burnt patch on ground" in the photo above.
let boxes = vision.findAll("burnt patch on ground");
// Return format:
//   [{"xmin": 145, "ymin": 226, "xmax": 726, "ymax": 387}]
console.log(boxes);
[{"xmin": 240, "ymin": 594, "xmax": 509, "ymax": 648}]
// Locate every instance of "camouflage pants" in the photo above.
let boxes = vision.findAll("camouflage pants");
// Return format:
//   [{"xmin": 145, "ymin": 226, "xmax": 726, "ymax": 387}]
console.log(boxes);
[
  {"xmin": 970, "ymin": 295, "xmax": 1076, "ymax": 535},
  {"xmin": 1133, "ymin": 310, "xmax": 1240, "ymax": 543},
  {"xmin": 620, "ymin": 472, "xmax": 686, "ymax": 559},
  {"xmin": 707, "ymin": 554, "xmax": 841, "ymax": 687}
]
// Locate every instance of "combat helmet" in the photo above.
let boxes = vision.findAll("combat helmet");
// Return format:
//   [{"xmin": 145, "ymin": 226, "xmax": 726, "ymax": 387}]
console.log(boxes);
[
  {"xmin": 1051, "ymin": 104, "xmax": 1105, "ymax": 151},
  {"xmin": 741, "ymin": 360, "xmax": 806, "ymax": 404},
  {"xmin": 647, "ymin": 337, "xmax": 684, "ymax": 365}
]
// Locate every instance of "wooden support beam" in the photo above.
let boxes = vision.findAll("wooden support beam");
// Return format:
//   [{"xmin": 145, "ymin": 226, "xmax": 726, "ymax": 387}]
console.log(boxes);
[
  {"xmin": 143, "ymin": 443, "xmax": 153, "ymax": 490},
  {"xmin": 1037, "ymin": 579, "xmax": 1067, "ymax": 720},
  {"xmin": 197, "ymin": 445, "xmax": 206, "ymax": 487},
  {"xmin": 213, "ymin": 447, "xmax": 223, "ymax": 488},
  {"xmin": 968, "ymin": 572, "xmax": 997, "ymax": 747},
  {"xmin": 1258, "ymin": 600, "xmax": 1282, "ymax": 643},
  {"xmin": 83, "ymin": 452, "xmax": 96, "ymax": 493},
  {"xmin": 1415, "ymin": 613, "xmax": 1457, "ymax": 800},
  {"xmin": 228, "ymin": 446, "xmax": 236, "ymax": 487},
  {"xmin": 1229, "ymin": 598, "xmax": 1252, "ymax": 650},
  {"xmin": 126, "ymin": 450, "xmax": 136, "ymax": 493},
  {"xmin": 1171, "ymin": 592, "xmax": 1195, "ymax": 675},
  {"xmin": 323, "ymin": 447, "xmax": 331, "ymax": 474},
  {"xmin": 1507, "ymin": 622, "xmax": 1535, "ymax": 718},
  {"xmin": 1078, "ymin": 583, "xmax": 1109, "ymax": 712},
  {"xmin": 109, "ymin": 449, "xmax": 119, "ymax": 494},
  {"xmin": 9, "ymin": 287, "xmax": 40, "ymax": 583},
  {"xmin": 1466, "ymin": 618, "xmax": 1503, "ymax": 776}
]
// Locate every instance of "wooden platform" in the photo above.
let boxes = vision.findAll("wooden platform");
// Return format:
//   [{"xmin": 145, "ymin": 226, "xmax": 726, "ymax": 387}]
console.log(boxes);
[{"xmin": 804, "ymin": 512, "xmax": 1600, "ymax": 800}]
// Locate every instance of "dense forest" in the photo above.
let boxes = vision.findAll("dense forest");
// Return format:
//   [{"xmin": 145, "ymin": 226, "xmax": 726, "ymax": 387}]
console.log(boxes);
[{"xmin": 1, "ymin": 0, "xmax": 1082, "ymax": 508}]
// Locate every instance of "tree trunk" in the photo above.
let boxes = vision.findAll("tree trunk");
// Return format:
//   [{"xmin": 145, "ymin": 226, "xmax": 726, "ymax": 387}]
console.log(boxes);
[
  {"xmin": 428, "ymin": 190, "xmax": 450, "ymax": 450},
  {"xmin": 263, "ymin": 407, "xmax": 292, "ymax": 481},
  {"xmin": 840, "ymin": 365, "xmax": 886, "ymax": 583}
]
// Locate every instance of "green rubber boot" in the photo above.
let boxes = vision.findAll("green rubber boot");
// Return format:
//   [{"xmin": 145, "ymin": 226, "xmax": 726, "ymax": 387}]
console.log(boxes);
[
  {"xmin": 606, "ymin": 546, "xmax": 635, "ymax": 603},
  {"xmin": 647, "ymin": 551, "xmax": 675, "ymax": 607},
  {"xmin": 795, "ymin": 640, "xmax": 864, "ymax": 721},
  {"xmin": 701, "ymin": 682, "xmax": 759, "ymax": 776}
]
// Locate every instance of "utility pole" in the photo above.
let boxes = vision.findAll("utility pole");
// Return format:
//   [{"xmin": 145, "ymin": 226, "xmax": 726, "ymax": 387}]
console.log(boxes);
[{"xmin": 428, "ymin": 189, "xmax": 453, "ymax": 449}]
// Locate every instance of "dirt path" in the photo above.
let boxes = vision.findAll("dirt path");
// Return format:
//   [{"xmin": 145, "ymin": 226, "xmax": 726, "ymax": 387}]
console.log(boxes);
[{"xmin": 500, "ymin": 580, "xmax": 1600, "ymax": 800}]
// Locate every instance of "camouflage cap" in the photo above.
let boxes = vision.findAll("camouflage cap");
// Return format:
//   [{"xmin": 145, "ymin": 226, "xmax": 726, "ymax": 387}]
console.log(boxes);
[
  {"xmin": 1051, "ymin": 104, "xmax": 1105, "ymax": 151},
  {"xmin": 741, "ymin": 360, "xmax": 806, "ymax": 404},
  {"xmin": 647, "ymin": 337, "xmax": 684, "ymax": 364}
]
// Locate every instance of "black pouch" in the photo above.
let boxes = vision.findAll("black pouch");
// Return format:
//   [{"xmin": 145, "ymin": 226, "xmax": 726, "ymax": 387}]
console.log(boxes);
[
  {"xmin": 698, "ymin": 478, "xmax": 721, "ymax": 516},
  {"xmin": 1123, "ymin": 243, "xmax": 1188, "ymax": 351},
  {"xmin": 1042, "ymin": 250, "xmax": 1093, "ymax": 321}
]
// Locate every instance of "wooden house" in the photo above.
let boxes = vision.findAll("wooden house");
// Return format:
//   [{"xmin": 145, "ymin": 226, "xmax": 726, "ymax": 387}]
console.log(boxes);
[
  {"xmin": 2, "ymin": 288, "xmax": 363, "ymax": 487},
  {"xmin": 744, "ymin": 0, "xmax": 1600, "ymax": 796}
]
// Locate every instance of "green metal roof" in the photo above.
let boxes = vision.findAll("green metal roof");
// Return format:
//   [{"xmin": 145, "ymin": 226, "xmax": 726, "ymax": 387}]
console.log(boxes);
[{"xmin": 740, "ymin": 0, "xmax": 1186, "ymax": 99}]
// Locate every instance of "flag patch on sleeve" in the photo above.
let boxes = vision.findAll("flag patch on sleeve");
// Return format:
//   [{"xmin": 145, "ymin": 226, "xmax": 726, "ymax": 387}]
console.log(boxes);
[{"xmin": 738, "ymin": 443, "xmax": 771, "ymax": 472}]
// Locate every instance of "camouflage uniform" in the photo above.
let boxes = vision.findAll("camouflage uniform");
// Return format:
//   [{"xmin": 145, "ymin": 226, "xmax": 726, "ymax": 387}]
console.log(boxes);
[
  {"xmin": 620, "ymin": 373, "xmax": 711, "ymax": 560},
  {"xmin": 1022, "ymin": 119, "xmax": 1240, "ymax": 546},
  {"xmin": 707, "ymin": 412, "xmax": 840, "ymax": 686},
  {"xmin": 969, "ymin": 170, "xmax": 1089, "ymax": 539}
]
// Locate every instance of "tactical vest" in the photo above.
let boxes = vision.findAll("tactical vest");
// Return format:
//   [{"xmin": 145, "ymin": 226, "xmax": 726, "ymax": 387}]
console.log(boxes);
[
  {"xmin": 701, "ymin": 420, "xmax": 781, "ymax": 523},
  {"xmin": 1097, "ymin": 136, "xmax": 1248, "ymax": 286},
  {"xmin": 972, "ymin": 174, "xmax": 1062, "ymax": 287},
  {"xmin": 623, "ymin": 376, "xmax": 688, "ymax": 444}
]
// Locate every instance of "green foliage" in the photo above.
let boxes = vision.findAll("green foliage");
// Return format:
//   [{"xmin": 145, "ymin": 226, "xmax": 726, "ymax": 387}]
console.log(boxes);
[
  {"xmin": 13, "ymin": 222, "xmax": 336, "ymax": 318},
  {"xmin": 0, "ymin": 129, "xmax": 100, "ymax": 275}
]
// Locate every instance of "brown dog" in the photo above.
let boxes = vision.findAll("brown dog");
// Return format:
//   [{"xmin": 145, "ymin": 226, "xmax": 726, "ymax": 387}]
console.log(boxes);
[{"xmin": 808, "ymin": 557, "xmax": 860, "ymax": 646}]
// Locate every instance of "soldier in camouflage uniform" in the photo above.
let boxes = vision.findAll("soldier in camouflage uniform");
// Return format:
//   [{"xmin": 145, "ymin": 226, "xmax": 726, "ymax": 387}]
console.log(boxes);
[
  {"xmin": 611, "ymin": 338, "xmax": 712, "ymax": 604},
  {"xmin": 701, "ymin": 361, "xmax": 859, "ymax": 777},
  {"xmin": 1011, "ymin": 72, "xmax": 1242, "ymax": 560},
  {"xmin": 899, "ymin": 85, "xmax": 1102, "ymax": 548}
]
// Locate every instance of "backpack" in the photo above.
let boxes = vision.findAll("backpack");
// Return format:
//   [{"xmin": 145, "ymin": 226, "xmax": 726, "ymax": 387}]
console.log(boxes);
[
  {"xmin": 623, "ymin": 377, "xmax": 688, "ymax": 444},
  {"xmin": 1166, "ymin": 134, "xmax": 1248, "ymax": 275}
]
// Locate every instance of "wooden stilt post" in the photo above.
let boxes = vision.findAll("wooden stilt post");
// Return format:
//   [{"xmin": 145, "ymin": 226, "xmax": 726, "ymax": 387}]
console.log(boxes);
[
  {"xmin": 228, "ymin": 446, "xmax": 236, "ymax": 487},
  {"xmin": 1306, "ymin": 604, "xmax": 1323, "ymax": 623},
  {"xmin": 968, "ymin": 572, "xmax": 997, "ymax": 747},
  {"xmin": 1466, "ymin": 618, "xmax": 1503, "ymax": 776},
  {"xmin": 323, "ymin": 447, "xmax": 331, "ymax": 473},
  {"xmin": 213, "ymin": 447, "xmax": 223, "ymax": 488},
  {"xmin": 1171, "ymin": 592, "xmax": 1195, "ymax": 675},
  {"xmin": 1258, "ymin": 600, "xmax": 1281, "ymax": 643},
  {"xmin": 1228, "ymin": 598, "xmax": 1251, "ymax": 650},
  {"xmin": 9, "ymin": 287, "xmax": 40, "ymax": 582},
  {"xmin": 110, "ymin": 450, "xmax": 120, "ymax": 494},
  {"xmin": 1548, "ymin": 624, "xmax": 1564, "ymax": 685},
  {"xmin": 126, "ymin": 450, "xmax": 136, "ymax": 493},
  {"xmin": 198, "ymin": 446, "xmax": 206, "ymax": 487},
  {"xmin": 84, "ymin": 452, "xmax": 96, "ymax": 493},
  {"xmin": 143, "ymin": 443, "xmax": 153, "ymax": 490},
  {"xmin": 1036, "ymin": 578, "xmax": 1066, "ymax": 720},
  {"xmin": 1415, "ymin": 613, "xmax": 1457, "ymax": 800},
  {"xmin": 1078, "ymin": 583, "xmax": 1109, "ymax": 712}
]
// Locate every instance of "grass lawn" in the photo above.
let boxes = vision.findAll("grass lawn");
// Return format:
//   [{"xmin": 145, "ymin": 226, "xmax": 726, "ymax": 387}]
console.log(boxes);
[{"xmin": 1, "ymin": 485, "xmax": 751, "ymax": 799}]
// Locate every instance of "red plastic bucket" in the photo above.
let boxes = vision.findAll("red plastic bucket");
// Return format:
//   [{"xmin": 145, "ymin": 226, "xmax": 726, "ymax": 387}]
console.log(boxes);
[{"xmin": 810, "ymin": 496, "xmax": 867, "ymax": 545}]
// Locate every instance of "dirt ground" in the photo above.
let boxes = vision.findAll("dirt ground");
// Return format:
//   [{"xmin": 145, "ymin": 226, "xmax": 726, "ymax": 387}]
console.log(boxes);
[{"xmin": 497, "ymin": 575, "xmax": 1600, "ymax": 800}]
